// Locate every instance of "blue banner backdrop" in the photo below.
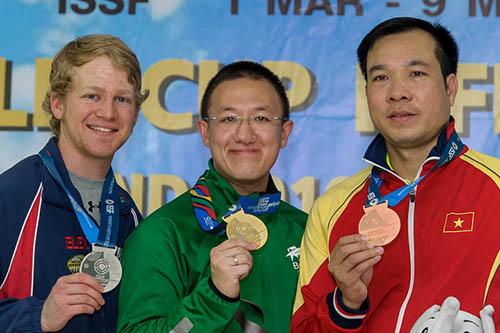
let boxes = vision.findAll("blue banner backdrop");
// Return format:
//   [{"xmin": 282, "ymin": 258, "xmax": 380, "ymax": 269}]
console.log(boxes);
[{"xmin": 0, "ymin": 0, "xmax": 499, "ymax": 214}]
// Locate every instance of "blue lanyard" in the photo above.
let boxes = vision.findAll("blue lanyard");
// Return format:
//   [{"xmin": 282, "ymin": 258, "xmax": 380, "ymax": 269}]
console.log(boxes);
[
  {"xmin": 366, "ymin": 130, "xmax": 463, "ymax": 208},
  {"xmin": 192, "ymin": 190, "xmax": 280, "ymax": 234},
  {"xmin": 39, "ymin": 149, "xmax": 120, "ymax": 249},
  {"xmin": 238, "ymin": 193, "xmax": 281, "ymax": 215},
  {"xmin": 222, "ymin": 192, "xmax": 281, "ymax": 221}
]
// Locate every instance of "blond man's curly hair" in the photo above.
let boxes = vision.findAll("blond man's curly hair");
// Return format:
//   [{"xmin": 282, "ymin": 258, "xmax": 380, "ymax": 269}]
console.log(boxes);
[{"xmin": 42, "ymin": 34, "xmax": 149, "ymax": 137}]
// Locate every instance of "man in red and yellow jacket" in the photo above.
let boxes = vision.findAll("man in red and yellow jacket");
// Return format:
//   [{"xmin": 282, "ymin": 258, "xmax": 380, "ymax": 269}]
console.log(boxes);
[{"xmin": 292, "ymin": 17, "xmax": 499, "ymax": 332}]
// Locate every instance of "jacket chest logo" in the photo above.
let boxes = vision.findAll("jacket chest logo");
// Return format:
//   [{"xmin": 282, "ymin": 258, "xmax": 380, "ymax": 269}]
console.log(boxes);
[
  {"xmin": 65, "ymin": 236, "xmax": 89, "ymax": 249},
  {"xmin": 286, "ymin": 246, "xmax": 300, "ymax": 270},
  {"xmin": 443, "ymin": 212, "xmax": 474, "ymax": 233}
]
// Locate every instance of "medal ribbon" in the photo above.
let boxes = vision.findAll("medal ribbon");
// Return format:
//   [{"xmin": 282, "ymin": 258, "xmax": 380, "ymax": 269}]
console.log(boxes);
[
  {"xmin": 39, "ymin": 149, "xmax": 120, "ymax": 249},
  {"xmin": 190, "ymin": 171, "xmax": 280, "ymax": 234},
  {"xmin": 366, "ymin": 130, "xmax": 463, "ymax": 208},
  {"xmin": 190, "ymin": 171, "xmax": 222, "ymax": 233},
  {"xmin": 239, "ymin": 193, "xmax": 280, "ymax": 215}
]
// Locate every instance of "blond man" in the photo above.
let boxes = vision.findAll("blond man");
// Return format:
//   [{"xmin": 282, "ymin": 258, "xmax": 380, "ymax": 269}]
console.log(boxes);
[{"xmin": 0, "ymin": 34, "xmax": 148, "ymax": 332}]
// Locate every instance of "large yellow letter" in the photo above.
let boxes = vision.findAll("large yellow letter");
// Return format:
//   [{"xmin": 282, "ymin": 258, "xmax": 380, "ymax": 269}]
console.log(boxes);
[
  {"xmin": 263, "ymin": 61, "xmax": 312, "ymax": 110},
  {"xmin": 148, "ymin": 174, "xmax": 188, "ymax": 214},
  {"xmin": 292, "ymin": 176, "xmax": 318, "ymax": 213},
  {"xmin": 142, "ymin": 60, "xmax": 194, "ymax": 131},
  {"xmin": 451, "ymin": 64, "xmax": 488, "ymax": 134},
  {"xmin": 0, "ymin": 58, "xmax": 28, "ymax": 128},
  {"xmin": 272, "ymin": 175, "xmax": 288, "ymax": 202},
  {"xmin": 355, "ymin": 65, "xmax": 374, "ymax": 133},
  {"xmin": 495, "ymin": 64, "xmax": 500, "ymax": 134},
  {"xmin": 33, "ymin": 58, "xmax": 51, "ymax": 128}
]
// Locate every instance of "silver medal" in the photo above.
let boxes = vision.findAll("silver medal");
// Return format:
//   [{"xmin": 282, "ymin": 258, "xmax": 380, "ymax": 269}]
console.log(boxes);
[{"xmin": 80, "ymin": 244, "xmax": 122, "ymax": 293}]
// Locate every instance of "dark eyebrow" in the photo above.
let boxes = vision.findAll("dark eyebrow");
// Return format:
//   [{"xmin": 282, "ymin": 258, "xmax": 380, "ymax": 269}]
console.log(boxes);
[
  {"xmin": 217, "ymin": 106, "xmax": 237, "ymax": 112},
  {"xmin": 405, "ymin": 59, "xmax": 430, "ymax": 67},
  {"xmin": 367, "ymin": 64, "xmax": 386, "ymax": 76},
  {"xmin": 217, "ymin": 105, "xmax": 272, "ymax": 113},
  {"xmin": 84, "ymin": 86, "xmax": 133, "ymax": 95},
  {"xmin": 368, "ymin": 59, "xmax": 431, "ymax": 76}
]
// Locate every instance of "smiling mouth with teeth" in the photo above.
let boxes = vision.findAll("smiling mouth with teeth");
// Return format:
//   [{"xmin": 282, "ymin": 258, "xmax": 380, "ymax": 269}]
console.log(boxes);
[{"xmin": 88, "ymin": 125, "xmax": 115, "ymax": 133}]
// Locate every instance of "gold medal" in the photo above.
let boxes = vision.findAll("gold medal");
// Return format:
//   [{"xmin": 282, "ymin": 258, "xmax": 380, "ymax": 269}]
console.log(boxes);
[
  {"xmin": 223, "ymin": 210, "xmax": 268, "ymax": 249},
  {"xmin": 358, "ymin": 201, "xmax": 401, "ymax": 246},
  {"xmin": 67, "ymin": 254, "xmax": 85, "ymax": 273}
]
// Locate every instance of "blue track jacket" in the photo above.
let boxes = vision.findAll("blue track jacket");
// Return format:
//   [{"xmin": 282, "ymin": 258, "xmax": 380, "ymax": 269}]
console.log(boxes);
[{"xmin": 0, "ymin": 138, "xmax": 141, "ymax": 332}]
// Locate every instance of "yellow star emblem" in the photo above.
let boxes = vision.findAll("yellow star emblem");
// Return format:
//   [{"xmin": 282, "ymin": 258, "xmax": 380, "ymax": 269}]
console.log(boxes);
[{"xmin": 454, "ymin": 218, "xmax": 464, "ymax": 228}]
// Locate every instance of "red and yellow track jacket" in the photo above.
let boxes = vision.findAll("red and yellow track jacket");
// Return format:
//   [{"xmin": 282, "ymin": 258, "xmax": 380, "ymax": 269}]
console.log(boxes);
[{"xmin": 291, "ymin": 124, "xmax": 500, "ymax": 332}]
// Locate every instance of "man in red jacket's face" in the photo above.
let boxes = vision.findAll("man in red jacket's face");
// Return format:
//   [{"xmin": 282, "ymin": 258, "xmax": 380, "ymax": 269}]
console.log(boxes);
[{"xmin": 365, "ymin": 29, "xmax": 457, "ymax": 180}]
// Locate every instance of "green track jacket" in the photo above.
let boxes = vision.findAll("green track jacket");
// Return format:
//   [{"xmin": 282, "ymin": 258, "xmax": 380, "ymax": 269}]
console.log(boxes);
[{"xmin": 117, "ymin": 163, "xmax": 307, "ymax": 332}]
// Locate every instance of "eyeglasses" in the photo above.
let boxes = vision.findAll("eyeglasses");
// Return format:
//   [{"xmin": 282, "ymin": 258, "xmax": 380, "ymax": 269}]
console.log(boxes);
[{"xmin": 203, "ymin": 113, "xmax": 288, "ymax": 130}]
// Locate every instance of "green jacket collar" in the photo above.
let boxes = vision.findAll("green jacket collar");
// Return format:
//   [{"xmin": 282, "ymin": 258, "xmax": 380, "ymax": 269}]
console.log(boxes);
[{"xmin": 204, "ymin": 159, "xmax": 280, "ymax": 219}]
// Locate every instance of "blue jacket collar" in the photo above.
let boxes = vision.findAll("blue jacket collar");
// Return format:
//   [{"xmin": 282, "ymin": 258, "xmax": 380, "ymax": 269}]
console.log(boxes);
[
  {"xmin": 363, "ymin": 117, "xmax": 461, "ymax": 174},
  {"xmin": 40, "ymin": 137, "xmax": 132, "ymax": 214}
]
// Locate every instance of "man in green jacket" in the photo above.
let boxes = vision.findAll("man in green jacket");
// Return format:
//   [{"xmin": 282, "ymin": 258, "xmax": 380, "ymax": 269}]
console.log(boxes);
[{"xmin": 117, "ymin": 61, "xmax": 307, "ymax": 332}]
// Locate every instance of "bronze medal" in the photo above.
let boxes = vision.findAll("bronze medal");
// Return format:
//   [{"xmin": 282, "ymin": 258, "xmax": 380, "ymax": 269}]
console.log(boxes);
[
  {"xmin": 358, "ymin": 201, "xmax": 401, "ymax": 246},
  {"xmin": 223, "ymin": 210, "xmax": 268, "ymax": 249}
]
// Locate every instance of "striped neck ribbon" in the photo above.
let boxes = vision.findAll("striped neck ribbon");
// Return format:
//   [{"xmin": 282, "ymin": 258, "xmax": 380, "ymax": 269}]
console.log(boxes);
[{"xmin": 190, "ymin": 171, "xmax": 280, "ymax": 234}]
